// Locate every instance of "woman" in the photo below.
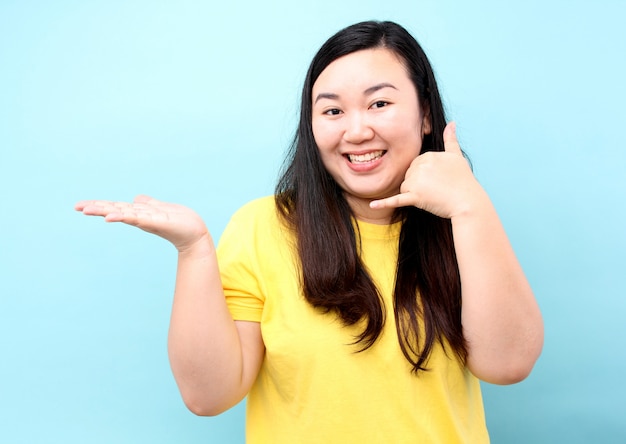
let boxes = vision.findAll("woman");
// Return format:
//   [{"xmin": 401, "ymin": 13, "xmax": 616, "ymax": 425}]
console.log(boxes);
[{"xmin": 76, "ymin": 21, "xmax": 543, "ymax": 443}]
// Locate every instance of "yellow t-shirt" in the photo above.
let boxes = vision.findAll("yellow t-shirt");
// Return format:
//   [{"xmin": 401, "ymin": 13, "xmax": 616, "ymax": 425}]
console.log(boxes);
[{"xmin": 217, "ymin": 196, "xmax": 489, "ymax": 444}]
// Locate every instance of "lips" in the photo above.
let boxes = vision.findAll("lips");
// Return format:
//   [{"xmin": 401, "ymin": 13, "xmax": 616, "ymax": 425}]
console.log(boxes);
[{"xmin": 346, "ymin": 150, "xmax": 386, "ymax": 164}]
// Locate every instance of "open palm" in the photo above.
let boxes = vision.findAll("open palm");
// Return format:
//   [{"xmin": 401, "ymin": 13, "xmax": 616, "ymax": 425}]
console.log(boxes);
[{"xmin": 75, "ymin": 195, "xmax": 209, "ymax": 253}]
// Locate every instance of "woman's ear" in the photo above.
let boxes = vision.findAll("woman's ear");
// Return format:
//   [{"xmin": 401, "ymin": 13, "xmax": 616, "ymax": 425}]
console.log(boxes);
[{"xmin": 421, "ymin": 106, "xmax": 432, "ymax": 135}]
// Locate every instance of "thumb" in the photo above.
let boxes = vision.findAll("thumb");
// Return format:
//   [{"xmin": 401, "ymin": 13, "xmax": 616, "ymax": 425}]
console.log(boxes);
[
  {"xmin": 443, "ymin": 122, "xmax": 462, "ymax": 155},
  {"xmin": 134, "ymin": 194, "xmax": 156, "ymax": 204}
]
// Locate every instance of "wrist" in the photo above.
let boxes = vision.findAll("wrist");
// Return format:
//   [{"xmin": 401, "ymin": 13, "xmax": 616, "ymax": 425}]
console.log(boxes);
[
  {"xmin": 177, "ymin": 232, "xmax": 215, "ymax": 260},
  {"xmin": 450, "ymin": 187, "xmax": 492, "ymax": 221}
]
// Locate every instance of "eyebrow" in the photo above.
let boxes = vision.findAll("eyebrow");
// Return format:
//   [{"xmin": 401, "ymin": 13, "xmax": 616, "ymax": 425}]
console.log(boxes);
[
  {"xmin": 314, "ymin": 82, "xmax": 398, "ymax": 104},
  {"xmin": 364, "ymin": 82, "xmax": 397, "ymax": 95}
]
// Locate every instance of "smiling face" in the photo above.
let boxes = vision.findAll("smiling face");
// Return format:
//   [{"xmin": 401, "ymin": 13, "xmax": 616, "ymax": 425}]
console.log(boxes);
[{"xmin": 311, "ymin": 47, "xmax": 431, "ymax": 222}]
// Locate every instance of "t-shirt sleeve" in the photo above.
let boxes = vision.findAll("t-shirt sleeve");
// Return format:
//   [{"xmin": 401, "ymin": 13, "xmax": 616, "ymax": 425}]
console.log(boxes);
[{"xmin": 217, "ymin": 202, "xmax": 266, "ymax": 323}]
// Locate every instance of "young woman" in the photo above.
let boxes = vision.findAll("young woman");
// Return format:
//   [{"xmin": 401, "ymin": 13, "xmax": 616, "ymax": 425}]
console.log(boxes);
[{"xmin": 76, "ymin": 21, "xmax": 543, "ymax": 443}]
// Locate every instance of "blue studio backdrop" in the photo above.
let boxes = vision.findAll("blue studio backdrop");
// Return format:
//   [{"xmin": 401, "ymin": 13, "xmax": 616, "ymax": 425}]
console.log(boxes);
[{"xmin": 1, "ymin": 1, "xmax": 625, "ymax": 443}]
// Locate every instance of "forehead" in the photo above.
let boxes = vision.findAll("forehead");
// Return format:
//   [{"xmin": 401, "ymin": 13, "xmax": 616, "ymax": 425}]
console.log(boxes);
[{"xmin": 312, "ymin": 48, "xmax": 410, "ymax": 93}]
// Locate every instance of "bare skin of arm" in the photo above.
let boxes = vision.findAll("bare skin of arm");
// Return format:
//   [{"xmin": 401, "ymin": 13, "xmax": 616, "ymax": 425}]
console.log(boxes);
[
  {"xmin": 371, "ymin": 123, "xmax": 544, "ymax": 384},
  {"xmin": 75, "ymin": 196, "xmax": 265, "ymax": 414}
]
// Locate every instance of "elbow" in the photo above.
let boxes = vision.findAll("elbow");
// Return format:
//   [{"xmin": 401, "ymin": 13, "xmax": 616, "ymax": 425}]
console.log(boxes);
[
  {"xmin": 481, "ymin": 360, "xmax": 536, "ymax": 385},
  {"xmin": 470, "ymin": 357, "xmax": 538, "ymax": 385},
  {"xmin": 179, "ymin": 391, "xmax": 232, "ymax": 417},
  {"xmin": 470, "ymin": 333, "xmax": 544, "ymax": 385},
  {"xmin": 185, "ymin": 402, "xmax": 220, "ymax": 417}
]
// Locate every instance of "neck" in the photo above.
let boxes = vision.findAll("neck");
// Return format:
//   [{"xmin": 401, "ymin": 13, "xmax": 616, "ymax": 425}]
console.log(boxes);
[{"xmin": 346, "ymin": 196, "xmax": 395, "ymax": 225}]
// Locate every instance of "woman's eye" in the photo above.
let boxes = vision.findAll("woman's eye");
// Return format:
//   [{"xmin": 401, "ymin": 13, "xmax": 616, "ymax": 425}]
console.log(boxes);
[
  {"xmin": 324, "ymin": 108, "xmax": 342, "ymax": 116},
  {"xmin": 371, "ymin": 101, "xmax": 389, "ymax": 109}
]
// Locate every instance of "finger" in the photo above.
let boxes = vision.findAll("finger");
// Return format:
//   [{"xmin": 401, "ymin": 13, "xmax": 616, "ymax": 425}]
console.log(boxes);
[
  {"xmin": 370, "ymin": 192, "xmax": 415, "ymax": 210},
  {"xmin": 76, "ymin": 199, "xmax": 122, "ymax": 211},
  {"xmin": 101, "ymin": 204, "xmax": 150, "ymax": 223},
  {"xmin": 443, "ymin": 121, "xmax": 462, "ymax": 155},
  {"xmin": 75, "ymin": 200, "xmax": 93, "ymax": 211},
  {"xmin": 103, "ymin": 208, "xmax": 147, "ymax": 223},
  {"xmin": 75, "ymin": 199, "xmax": 122, "ymax": 211},
  {"xmin": 80, "ymin": 201, "xmax": 131, "ymax": 218}
]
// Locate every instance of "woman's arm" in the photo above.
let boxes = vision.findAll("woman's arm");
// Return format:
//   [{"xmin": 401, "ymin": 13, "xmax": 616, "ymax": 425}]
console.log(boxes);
[
  {"xmin": 75, "ymin": 195, "xmax": 265, "ymax": 414},
  {"xmin": 370, "ymin": 123, "xmax": 543, "ymax": 384},
  {"xmin": 450, "ymin": 188, "xmax": 543, "ymax": 384},
  {"xmin": 168, "ymin": 234, "xmax": 264, "ymax": 415}
]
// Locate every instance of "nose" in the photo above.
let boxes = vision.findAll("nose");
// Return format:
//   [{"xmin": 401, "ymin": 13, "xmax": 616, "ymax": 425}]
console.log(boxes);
[{"xmin": 343, "ymin": 112, "xmax": 374, "ymax": 144}]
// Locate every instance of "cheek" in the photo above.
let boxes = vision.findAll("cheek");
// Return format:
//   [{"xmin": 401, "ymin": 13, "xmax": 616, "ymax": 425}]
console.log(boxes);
[
  {"xmin": 311, "ymin": 121, "xmax": 337, "ymax": 153},
  {"xmin": 384, "ymin": 120, "xmax": 423, "ymax": 152},
  {"xmin": 380, "ymin": 107, "xmax": 423, "ymax": 140}
]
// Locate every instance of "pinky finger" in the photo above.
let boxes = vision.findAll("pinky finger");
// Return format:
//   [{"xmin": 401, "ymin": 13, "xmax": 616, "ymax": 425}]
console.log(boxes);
[
  {"xmin": 370, "ymin": 193, "xmax": 415, "ymax": 210},
  {"xmin": 103, "ymin": 212, "xmax": 127, "ymax": 223}
]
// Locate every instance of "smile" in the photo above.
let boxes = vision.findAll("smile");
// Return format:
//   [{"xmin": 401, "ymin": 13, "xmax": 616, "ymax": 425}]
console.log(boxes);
[{"xmin": 346, "ymin": 150, "xmax": 386, "ymax": 164}]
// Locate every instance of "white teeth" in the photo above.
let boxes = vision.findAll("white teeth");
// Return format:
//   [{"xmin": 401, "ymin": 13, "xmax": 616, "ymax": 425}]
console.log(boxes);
[{"xmin": 347, "ymin": 150, "xmax": 384, "ymax": 164}]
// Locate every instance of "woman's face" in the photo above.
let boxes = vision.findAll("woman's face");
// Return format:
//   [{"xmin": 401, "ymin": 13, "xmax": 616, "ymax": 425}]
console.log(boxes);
[{"xmin": 311, "ymin": 48, "xmax": 430, "ymax": 219}]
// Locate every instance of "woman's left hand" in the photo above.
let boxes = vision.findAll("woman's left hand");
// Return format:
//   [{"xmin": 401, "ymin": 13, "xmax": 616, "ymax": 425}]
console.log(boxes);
[
  {"xmin": 373, "ymin": 121, "xmax": 543, "ymax": 384},
  {"xmin": 370, "ymin": 122, "xmax": 485, "ymax": 218}
]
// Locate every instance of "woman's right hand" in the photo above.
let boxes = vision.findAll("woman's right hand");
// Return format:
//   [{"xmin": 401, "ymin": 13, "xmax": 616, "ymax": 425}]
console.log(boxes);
[
  {"xmin": 77, "ymin": 195, "xmax": 264, "ymax": 413},
  {"xmin": 75, "ymin": 195, "xmax": 210, "ymax": 254}
]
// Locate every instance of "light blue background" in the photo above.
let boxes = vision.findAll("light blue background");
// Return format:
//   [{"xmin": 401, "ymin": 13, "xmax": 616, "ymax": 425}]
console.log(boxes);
[{"xmin": 2, "ymin": 0, "xmax": 625, "ymax": 442}]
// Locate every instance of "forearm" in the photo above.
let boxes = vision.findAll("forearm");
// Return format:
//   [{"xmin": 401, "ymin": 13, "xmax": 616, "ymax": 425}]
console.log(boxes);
[
  {"xmin": 167, "ymin": 234, "xmax": 251, "ymax": 415},
  {"xmin": 453, "ymin": 192, "xmax": 543, "ymax": 384},
  {"xmin": 75, "ymin": 197, "xmax": 261, "ymax": 411}
]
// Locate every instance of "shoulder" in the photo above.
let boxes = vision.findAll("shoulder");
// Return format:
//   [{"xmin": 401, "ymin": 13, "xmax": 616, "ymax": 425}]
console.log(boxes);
[
  {"xmin": 230, "ymin": 195, "xmax": 277, "ymax": 220},
  {"xmin": 217, "ymin": 195, "xmax": 294, "ymax": 263},
  {"xmin": 220, "ymin": 195, "xmax": 284, "ymax": 241},
  {"xmin": 226, "ymin": 195, "xmax": 281, "ymax": 232}
]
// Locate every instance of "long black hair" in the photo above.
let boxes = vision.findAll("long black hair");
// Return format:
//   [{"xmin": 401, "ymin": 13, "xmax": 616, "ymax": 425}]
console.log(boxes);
[{"xmin": 275, "ymin": 21, "xmax": 466, "ymax": 372}]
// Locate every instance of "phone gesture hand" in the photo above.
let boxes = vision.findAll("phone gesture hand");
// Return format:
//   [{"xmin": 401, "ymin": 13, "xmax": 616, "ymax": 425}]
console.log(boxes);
[{"xmin": 370, "ymin": 122, "xmax": 480, "ymax": 219}]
